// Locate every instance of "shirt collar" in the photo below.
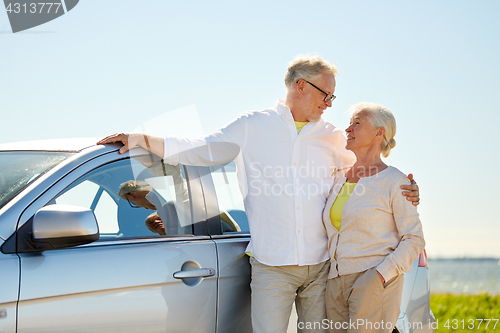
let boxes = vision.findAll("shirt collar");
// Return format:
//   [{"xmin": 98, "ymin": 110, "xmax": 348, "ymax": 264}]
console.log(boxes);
[{"xmin": 275, "ymin": 100, "xmax": 295, "ymax": 120}]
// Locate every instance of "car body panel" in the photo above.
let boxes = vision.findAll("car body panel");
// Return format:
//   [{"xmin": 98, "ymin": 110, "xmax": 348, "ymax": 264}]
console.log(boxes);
[
  {"xmin": 213, "ymin": 237, "xmax": 252, "ymax": 333},
  {"xmin": 397, "ymin": 256, "xmax": 434, "ymax": 333},
  {"xmin": 0, "ymin": 254, "xmax": 19, "ymax": 333},
  {"xmin": 400, "ymin": 259, "xmax": 419, "ymax": 315},
  {"xmin": 17, "ymin": 239, "xmax": 218, "ymax": 333},
  {"xmin": 404, "ymin": 267, "xmax": 434, "ymax": 332}
]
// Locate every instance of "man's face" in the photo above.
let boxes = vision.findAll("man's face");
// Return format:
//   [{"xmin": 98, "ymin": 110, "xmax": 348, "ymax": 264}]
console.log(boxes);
[
  {"xmin": 300, "ymin": 74, "xmax": 336, "ymax": 123},
  {"xmin": 126, "ymin": 191, "xmax": 155, "ymax": 210},
  {"xmin": 127, "ymin": 194, "xmax": 143, "ymax": 208}
]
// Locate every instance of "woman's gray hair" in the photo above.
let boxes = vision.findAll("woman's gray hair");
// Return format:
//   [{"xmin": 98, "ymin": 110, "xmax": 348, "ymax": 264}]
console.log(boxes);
[
  {"xmin": 118, "ymin": 180, "xmax": 152, "ymax": 200},
  {"xmin": 350, "ymin": 102, "xmax": 397, "ymax": 158},
  {"xmin": 284, "ymin": 54, "xmax": 338, "ymax": 90}
]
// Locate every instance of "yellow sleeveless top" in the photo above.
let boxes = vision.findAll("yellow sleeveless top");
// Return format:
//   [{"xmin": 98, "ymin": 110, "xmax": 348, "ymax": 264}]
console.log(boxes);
[{"xmin": 329, "ymin": 182, "xmax": 357, "ymax": 231}]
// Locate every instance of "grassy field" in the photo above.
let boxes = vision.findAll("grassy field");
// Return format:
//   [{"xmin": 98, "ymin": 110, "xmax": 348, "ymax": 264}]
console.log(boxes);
[{"xmin": 430, "ymin": 294, "xmax": 500, "ymax": 333}]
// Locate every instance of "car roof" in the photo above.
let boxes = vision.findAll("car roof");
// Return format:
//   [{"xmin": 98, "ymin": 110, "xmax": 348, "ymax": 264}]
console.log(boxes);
[{"xmin": 0, "ymin": 137, "xmax": 119, "ymax": 152}]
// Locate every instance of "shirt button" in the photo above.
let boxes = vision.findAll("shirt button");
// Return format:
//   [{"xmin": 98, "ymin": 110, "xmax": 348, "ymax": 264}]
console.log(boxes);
[
  {"xmin": 298, "ymin": 230, "xmax": 301, "ymax": 233},
  {"xmin": 293, "ymin": 163, "xmax": 297, "ymax": 166},
  {"xmin": 297, "ymin": 207, "xmax": 300, "ymax": 210}
]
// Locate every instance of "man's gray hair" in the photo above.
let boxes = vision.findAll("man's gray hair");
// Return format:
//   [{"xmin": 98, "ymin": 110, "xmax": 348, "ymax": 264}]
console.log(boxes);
[
  {"xmin": 118, "ymin": 180, "xmax": 152, "ymax": 200},
  {"xmin": 350, "ymin": 102, "xmax": 397, "ymax": 158},
  {"xmin": 284, "ymin": 54, "xmax": 338, "ymax": 90}
]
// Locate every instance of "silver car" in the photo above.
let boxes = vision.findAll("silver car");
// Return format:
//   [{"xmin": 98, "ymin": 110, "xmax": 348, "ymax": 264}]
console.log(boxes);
[
  {"xmin": 0, "ymin": 138, "xmax": 433, "ymax": 333},
  {"xmin": 0, "ymin": 138, "xmax": 251, "ymax": 333},
  {"xmin": 395, "ymin": 250, "xmax": 435, "ymax": 333}
]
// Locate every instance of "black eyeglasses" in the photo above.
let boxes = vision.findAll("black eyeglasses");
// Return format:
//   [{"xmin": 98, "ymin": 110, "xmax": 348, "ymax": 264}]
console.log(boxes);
[
  {"xmin": 297, "ymin": 80, "xmax": 336, "ymax": 102},
  {"xmin": 126, "ymin": 198, "xmax": 140, "ymax": 208}
]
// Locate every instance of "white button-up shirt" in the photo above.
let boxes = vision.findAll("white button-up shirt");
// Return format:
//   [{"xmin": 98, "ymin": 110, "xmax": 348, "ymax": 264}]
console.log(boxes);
[{"xmin": 163, "ymin": 100, "xmax": 355, "ymax": 266}]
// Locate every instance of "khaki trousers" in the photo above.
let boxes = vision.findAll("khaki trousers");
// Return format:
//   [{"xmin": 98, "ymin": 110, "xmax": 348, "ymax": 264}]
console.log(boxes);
[
  {"xmin": 325, "ymin": 267, "xmax": 404, "ymax": 333},
  {"xmin": 250, "ymin": 257, "xmax": 330, "ymax": 333}
]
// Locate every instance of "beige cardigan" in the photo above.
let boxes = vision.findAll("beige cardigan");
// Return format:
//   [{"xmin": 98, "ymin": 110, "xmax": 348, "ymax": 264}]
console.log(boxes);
[{"xmin": 322, "ymin": 166, "xmax": 425, "ymax": 281}]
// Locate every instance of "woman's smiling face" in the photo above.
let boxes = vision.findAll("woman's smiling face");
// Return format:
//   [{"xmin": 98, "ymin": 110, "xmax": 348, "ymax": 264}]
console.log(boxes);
[{"xmin": 345, "ymin": 112, "xmax": 381, "ymax": 153}]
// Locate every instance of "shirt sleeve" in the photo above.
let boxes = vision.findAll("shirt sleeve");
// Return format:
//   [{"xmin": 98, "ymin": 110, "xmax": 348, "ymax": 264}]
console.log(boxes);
[
  {"xmin": 163, "ymin": 113, "xmax": 248, "ymax": 166},
  {"xmin": 376, "ymin": 175, "xmax": 425, "ymax": 282}
]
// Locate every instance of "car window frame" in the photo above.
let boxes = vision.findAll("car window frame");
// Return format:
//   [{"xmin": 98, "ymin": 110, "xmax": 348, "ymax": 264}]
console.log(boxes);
[
  {"xmin": 197, "ymin": 165, "xmax": 251, "ymax": 239},
  {"xmin": 52, "ymin": 158, "xmax": 194, "ymax": 240}
]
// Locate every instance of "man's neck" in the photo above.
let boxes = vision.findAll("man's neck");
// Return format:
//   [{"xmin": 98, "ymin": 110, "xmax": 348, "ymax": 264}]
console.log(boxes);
[{"xmin": 284, "ymin": 100, "xmax": 307, "ymax": 122}]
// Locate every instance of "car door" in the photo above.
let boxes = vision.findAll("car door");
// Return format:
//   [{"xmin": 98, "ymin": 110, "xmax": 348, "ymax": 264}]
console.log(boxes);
[
  {"xmin": 198, "ymin": 163, "xmax": 252, "ymax": 333},
  {"xmin": 13, "ymin": 151, "xmax": 218, "ymax": 333},
  {"xmin": 0, "ymin": 252, "xmax": 18, "ymax": 333}
]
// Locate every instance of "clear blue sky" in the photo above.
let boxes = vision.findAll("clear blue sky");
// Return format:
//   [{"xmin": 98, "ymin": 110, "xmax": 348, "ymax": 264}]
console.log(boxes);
[{"xmin": 1, "ymin": 0, "xmax": 499, "ymax": 258}]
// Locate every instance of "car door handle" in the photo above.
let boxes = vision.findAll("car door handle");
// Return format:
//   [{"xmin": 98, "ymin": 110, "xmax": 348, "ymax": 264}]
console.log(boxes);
[{"xmin": 173, "ymin": 268, "xmax": 216, "ymax": 279}]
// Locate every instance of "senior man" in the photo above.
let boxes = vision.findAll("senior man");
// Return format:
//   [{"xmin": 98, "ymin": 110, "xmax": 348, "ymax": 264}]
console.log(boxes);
[
  {"xmin": 98, "ymin": 55, "xmax": 419, "ymax": 333},
  {"xmin": 118, "ymin": 180, "xmax": 180, "ymax": 236}
]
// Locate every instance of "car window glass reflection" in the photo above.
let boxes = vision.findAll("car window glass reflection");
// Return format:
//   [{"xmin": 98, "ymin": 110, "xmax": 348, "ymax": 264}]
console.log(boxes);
[
  {"xmin": 210, "ymin": 162, "xmax": 249, "ymax": 233},
  {"xmin": 56, "ymin": 180, "xmax": 119, "ymax": 233},
  {"xmin": 53, "ymin": 158, "xmax": 194, "ymax": 240}
]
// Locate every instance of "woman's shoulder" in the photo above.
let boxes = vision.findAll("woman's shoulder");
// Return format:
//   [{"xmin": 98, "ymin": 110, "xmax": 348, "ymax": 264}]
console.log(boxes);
[
  {"xmin": 379, "ymin": 166, "xmax": 412, "ymax": 186},
  {"xmin": 385, "ymin": 166, "xmax": 408, "ymax": 178},
  {"xmin": 362, "ymin": 165, "xmax": 409, "ymax": 183},
  {"xmin": 360, "ymin": 166, "xmax": 413, "ymax": 204}
]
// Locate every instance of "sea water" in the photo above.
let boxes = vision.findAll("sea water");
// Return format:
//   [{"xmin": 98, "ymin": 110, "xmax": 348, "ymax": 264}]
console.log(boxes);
[{"xmin": 428, "ymin": 258, "xmax": 500, "ymax": 294}]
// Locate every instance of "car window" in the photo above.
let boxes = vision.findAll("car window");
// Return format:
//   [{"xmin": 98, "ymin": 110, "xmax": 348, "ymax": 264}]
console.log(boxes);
[
  {"xmin": 53, "ymin": 157, "xmax": 193, "ymax": 240},
  {"xmin": 0, "ymin": 151, "xmax": 74, "ymax": 209},
  {"xmin": 210, "ymin": 162, "xmax": 249, "ymax": 234}
]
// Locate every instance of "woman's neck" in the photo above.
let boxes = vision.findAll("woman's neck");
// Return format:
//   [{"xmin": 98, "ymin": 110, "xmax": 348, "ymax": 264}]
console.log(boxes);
[{"xmin": 346, "ymin": 150, "xmax": 387, "ymax": 183}]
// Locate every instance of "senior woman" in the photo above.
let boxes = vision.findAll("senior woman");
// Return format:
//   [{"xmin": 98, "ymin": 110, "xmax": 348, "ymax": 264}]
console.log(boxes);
[{"xmin": 323, "ymin": 102, "xmax": 425, "ymax": 333}]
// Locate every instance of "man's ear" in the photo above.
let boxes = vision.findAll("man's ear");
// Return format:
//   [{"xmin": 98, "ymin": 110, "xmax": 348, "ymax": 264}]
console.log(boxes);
[
  {"xmin": 296, "ymin": 79, "xmax": 305, "ymax": 92},
  {"xmin": 377, "ymin": 127, "xmax": 386, "ymax": 137}
]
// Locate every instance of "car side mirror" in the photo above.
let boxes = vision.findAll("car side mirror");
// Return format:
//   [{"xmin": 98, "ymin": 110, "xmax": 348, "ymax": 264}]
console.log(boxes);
[{"xmin": 31, "ymin": 204, "xmax": 99, "ymax": 251}]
